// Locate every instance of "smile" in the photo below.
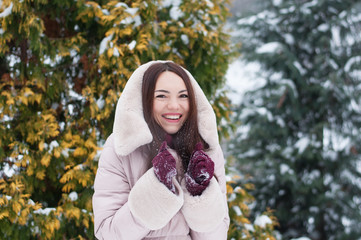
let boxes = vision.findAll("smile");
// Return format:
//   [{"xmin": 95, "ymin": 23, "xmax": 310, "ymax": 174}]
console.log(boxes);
[{"xmin": 162, "ymin": 114, "xmax": 182, "ymax": 120}]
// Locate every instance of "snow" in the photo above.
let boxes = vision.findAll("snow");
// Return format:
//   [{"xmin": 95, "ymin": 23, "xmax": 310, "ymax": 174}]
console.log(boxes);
[
  {"xmin": 68, "ymin": 104, "xmax": 74, "ymax": 115},
  {"xmin": 256, "ymin": 42, "xmax": 283, "ymax": 54},
  {"xmin": 59, "ymin": 122, "xmax": 65, "ymax": 131},
  {"xmin": 115, "ymin": 2, "xmax": 141, "ymax": 26},
  {"xmin": 309, "ymin": 206, "xmax": 319, "ymax": 213},
  {"xmin": 225, "ymin": 59, "xmax": 265, "ymax": 104},
  {"xmin": 302, "ymin": 170, "xmax": 321, "ymax": 184},
  {"xmin": 282, "ymin": 146, "xmax": 293, "ymax": 159},
  {"xmin": 49, "ymin": 140, "xmax": 59, "ymax": 149},
  {"xmin": 280, "ymin": 5, "xmax": 296, "ymax": 14},
  {"xmin": 350, "ymin": 99, "xmax": 361, "ymax": 114},
  {"xmin": 43, "ymin": 54, "xmax": 63, "ymax": 67},
  {"xmin": 323, "ymin": 128, "xmax": 351, "ymax": 152},
  {"xmin": 113, "ymin": 48, "xmax": 119, "ymax": 57},
  {"xmin": 1, "ymin": 115, "xmax": 12, "ymax": 123},
  {"xmin": 331, "ymin": 26, "xmax": 342, "ymax": 47},
  {"xmin": 101, "ymin": 9, "xmax": 110, "ymax": 16},
  {"xmin": 323, "ymin": 173, "xmax": 333, "ymax": 186},
  {"xmin": 273, "ymin": 0, "xmax": 283, "ymax": 6},
  {"xmin": 34, "ymin": 208, "xmax": 56, "ymax": 215},
  {"xmin": 244, "ymin": 223, "xmax": 255, "ymax": 231},
  {"xmin": 344, "ymin": 56, "xmax": 361, "ymax": 72},
  {"xmin": 0, "ymin": 2, "xmax": 13, "ymax": 18},
  {"xmin": 125, "ymin": 7, "xmax": 138, "ymax": 16},
  {"xmin": 225, "ymin": 3, "xmax": 361, "ymax": 238},
  {"xmin": 128, "ymin": 40, "xmax": 136, "ymax": 51},
  {"xmin": 170, "ymin": 6, "xmax": 183, "ymax": 20},
  {"xmin": 237, "ymin": 15, "xmax": 258, "ymax": 25},
  {"xmin": 69, "ymin": 191, "xmax": 78, "ymax": 201},
  {"xmin": 69, "ymin": 89, "xmax": 83, "ymax": 101},
  {"xmin": 351, "ymin": 12, "xmax": 361, "ymax": 22},
  {"xmin": 7, "ymin": 54, "xmax": 21, "ymax": 68},
  {"xmin": 161, "ymin": 0, "xmax": 183, "ymax": 20},
  {"xmin": 232, "ymin": 205, "xmax": 242, "ymax": 216},
  {"xmin": 342, "ymin": 216, "xmax": 352, "ymax": 234},
  {"xmin": 293, "ymin": 61, "xmax": 307, "ymax": 76},
  {"xmin": 291, "ymin": 238, "xmax": 311, "ymax": 240},
  {"xmin": 115, "ymin": 2, "xmax": 127, "ymax": 8},
  {"xmin": 341, "ymin": 169, "xmax": 361, "ymax": 188},
  {"xmin": 96, "ymin": 97, "xmax": 105, "ymax": 109},
  {"xmin": 257, "ymin": 107, "xmax": 274, "ymax": 121},
  {"xmin": 28, "ymin": 199, "xmax": 35, "ymax": 205},
  {"xmin": 300, "ymin": 0, "xmax": 318, "ymax": 15},
  {"xmin": 62, "ymin": 149, "xmax": 69, "ymax": 158},
  {"xmin": 276, "ymin": 78, "xmax": 298, "ymax": 97},
  {"xmin": 99, "ymin": 34, "xmax": 113, "ymax": 55},
  {"xmin": 295, "ymin": 137, "xmax": 310, "ymax": 153},
  {"xmin": 280, "ymin": 163, "xmax": 294, "ymax": 175},
  {"xmin": 254, "ymin": 215, "xmax": 272, "ymax": 228},
  {"xmin": 180, "ymin": 34, "xmax": 189, "ymax": 44},
  {"xmin": 284, "ymin": 33, "xmax": 295, "ymax": 45},
  {"xmin": 162, "ymin": 0, "xmax": 181, "ymax": 8},
  {"xmin": 3, "ymin": 161, "xmax": 18, "ymax": 177},
  {"xmin": 317, "ymin": 23, "xmax": 329, "ymax": 32}
]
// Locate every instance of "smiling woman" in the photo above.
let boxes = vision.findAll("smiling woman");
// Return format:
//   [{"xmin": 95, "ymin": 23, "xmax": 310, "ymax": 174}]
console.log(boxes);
[
  {"xmin": 92, "ymin": 61, "xmax": 229, "ymax": 240},
  {"xmin": 153, "ymin": 71, "xmax": 189, "ymax": 134}
]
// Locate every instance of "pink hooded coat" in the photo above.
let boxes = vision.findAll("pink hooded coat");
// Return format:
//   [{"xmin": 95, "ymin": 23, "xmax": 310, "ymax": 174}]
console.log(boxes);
[{"xmin": 93, "ymin": 61, "xmax": 230, "ymax": 239}]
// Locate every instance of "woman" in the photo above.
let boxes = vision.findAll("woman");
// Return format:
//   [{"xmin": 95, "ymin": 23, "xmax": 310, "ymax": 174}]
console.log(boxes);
[{"xmin": 93, "ymin": 60, "xmax": 229, "ymax": 239}]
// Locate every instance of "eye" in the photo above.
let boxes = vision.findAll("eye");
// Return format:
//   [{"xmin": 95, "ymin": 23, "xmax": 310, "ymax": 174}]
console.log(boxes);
[
  {"xmin": 179, "ymin": 94, "xmax": 188, "ymax": 98},
  {"xmin": 155, "ymin": 94, "xmax": 167, "ymax": 98}
]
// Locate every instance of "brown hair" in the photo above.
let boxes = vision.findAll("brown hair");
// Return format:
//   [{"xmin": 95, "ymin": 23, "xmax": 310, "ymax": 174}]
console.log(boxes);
[{"xmin": 142, "ymin": 62, "xmax": 208, "ymax": 170}]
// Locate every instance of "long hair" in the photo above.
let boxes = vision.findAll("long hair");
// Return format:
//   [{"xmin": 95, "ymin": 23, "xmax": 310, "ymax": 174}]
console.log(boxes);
[{"xmin": 142, "ymin": 62, "xmax": 208, "ymax": 171}]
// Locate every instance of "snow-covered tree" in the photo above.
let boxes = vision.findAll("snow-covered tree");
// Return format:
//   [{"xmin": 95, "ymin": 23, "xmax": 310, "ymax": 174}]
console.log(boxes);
[
  {"xmin": 0, "ymin": 0, "xmax": 232, "ymax": 238},
  {"xmin": 229, "ymin": 0, "xmax": 361, "ymax": 239}
]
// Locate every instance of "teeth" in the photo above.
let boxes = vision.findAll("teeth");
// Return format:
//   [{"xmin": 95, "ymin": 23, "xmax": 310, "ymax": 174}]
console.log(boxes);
[{"xmin": 164, "ymin": 115, "xmax": 180, "ymax": 120}]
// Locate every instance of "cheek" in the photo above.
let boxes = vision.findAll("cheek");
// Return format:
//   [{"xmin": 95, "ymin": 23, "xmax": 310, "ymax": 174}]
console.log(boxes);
[
  {"xmin": 152, "ymin": 101, "xmax": 160, "ymax": 114},
  {"xmin": 152, "ymin": 101, "xmax": 164, "ymax": 119},
  {"xmin": 183, "ymin": 102, "xmax": 190, "ymax": 116}
]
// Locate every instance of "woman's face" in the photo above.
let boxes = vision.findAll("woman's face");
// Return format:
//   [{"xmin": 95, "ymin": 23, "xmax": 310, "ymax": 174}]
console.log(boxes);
[{"xmin": 153, "ymin": 71, "xmax": 190, "ymax": 134}]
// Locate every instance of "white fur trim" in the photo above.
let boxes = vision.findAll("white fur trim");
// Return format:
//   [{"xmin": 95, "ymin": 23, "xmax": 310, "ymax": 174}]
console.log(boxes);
[
  {"xmin": 113, "ymin": 60, "xmax": 219, "ymax": 156},
  {"xmin": 183, "ymin": 67, "xmax": 219, "ymax": 151},
  {"xmin": 181, "ymin": 177, "xmax": 226, "ymax": 232},
  {"xmin": 128, "ymin": 168, "xmax": 184, "ymax": 230}
]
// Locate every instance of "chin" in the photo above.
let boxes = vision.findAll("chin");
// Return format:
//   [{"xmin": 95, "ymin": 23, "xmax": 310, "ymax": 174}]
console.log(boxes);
[
  {"xmin": 165, "ymin": 130, "xmax": 179, "ymax": 135},
  {"xmin": 164, "ymin": 127, "xmax": 181, "ymax": 135}
]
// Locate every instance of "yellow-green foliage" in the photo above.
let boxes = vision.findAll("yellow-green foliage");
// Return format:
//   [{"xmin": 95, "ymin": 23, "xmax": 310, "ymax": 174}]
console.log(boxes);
[
  {"xmin": 0, "ymin": 0, "xmax": 236, "ymax": 239},
  {"xmin": 227, "ymin": 175, "xmax": 279, "ymax": 240}
]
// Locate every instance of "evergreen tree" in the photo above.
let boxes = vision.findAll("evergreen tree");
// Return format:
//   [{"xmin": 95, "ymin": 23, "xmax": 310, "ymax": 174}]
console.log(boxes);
[
  {"xmin": 229, "ymin": 0, "xmax": 361, "ymax": 239},
  {"xmin": 0, "ymin": 0, "xmax": 233, "ymax": 238}
]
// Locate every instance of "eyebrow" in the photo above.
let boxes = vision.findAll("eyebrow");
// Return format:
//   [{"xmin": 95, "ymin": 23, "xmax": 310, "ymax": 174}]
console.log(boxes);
[{"xmin": 154, "ymin": 89, "xmax": 188, "ymax": 94}]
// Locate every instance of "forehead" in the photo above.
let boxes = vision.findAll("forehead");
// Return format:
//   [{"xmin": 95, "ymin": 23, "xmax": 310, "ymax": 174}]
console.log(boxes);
[{"xmin": 155, "ymin": 71, "xmax": 187, "ymax": 90}]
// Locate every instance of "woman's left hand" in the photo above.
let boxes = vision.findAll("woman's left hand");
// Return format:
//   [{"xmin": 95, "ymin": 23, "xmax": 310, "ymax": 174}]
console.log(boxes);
[{"xmin": 185, "ymin": 142, "xmax": 214, "ymax": 196}]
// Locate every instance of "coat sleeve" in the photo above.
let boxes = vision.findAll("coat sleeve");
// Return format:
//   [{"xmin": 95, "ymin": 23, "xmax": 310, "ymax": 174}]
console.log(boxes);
[
  {"xmin": 181, "ymin": 145, "xmax": 230, "ymax": 240},
  {"xmin": 92, "ymin": 137, "xmax": 149, "ymax": 239},
  {"xmin": 92, "ymin": 136, "xmax": 184, "ymax": 239}
]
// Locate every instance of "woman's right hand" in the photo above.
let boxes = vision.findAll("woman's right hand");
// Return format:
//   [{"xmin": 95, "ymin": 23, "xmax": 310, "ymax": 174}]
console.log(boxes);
[{"xmin": 152, "ymin": 141, "xmax": 177, "ymax": 193}]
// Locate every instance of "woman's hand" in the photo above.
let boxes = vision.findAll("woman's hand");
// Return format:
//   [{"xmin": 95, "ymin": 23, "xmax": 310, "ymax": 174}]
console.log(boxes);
[
  {"xmin": 152, "ymin": 141, "xmax": 177, "ymax": 193},
  {"xmin": 185, "ymin": 142, "xmax": 214, "ymax": 196}
]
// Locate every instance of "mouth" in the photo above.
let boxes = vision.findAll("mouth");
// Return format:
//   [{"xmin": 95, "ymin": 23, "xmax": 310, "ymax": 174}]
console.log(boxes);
[{"xmin": 162, "ymin": 114, "xmax": 182, "ymax": 120}]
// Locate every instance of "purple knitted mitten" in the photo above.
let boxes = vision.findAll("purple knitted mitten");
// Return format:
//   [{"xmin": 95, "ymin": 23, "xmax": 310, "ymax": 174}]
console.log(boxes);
[
  {"xmin": 152, "ymin": 141, "xmax": 177, "ymax": 193},
  {"xmin": 185, "ymin": 142, "xmax": 214, "ymax": 196}
]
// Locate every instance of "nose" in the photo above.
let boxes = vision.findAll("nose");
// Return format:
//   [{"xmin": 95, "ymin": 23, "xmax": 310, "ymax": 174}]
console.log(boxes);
[{"xmin": 167, "ymin": 97, "xmax": 179, "ymax": 110}]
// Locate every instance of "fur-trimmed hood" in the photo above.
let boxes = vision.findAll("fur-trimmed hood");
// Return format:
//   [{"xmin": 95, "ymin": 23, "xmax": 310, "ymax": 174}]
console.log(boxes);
[{"xmin": 112, "ymin": 60, "xmax": 219, "ymax": 156}]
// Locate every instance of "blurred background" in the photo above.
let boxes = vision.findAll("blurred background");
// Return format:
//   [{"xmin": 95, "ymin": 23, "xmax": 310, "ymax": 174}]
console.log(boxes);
[{"xmin": 1, "ymin": 0, "xmax": 360, "ymax": 239}]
